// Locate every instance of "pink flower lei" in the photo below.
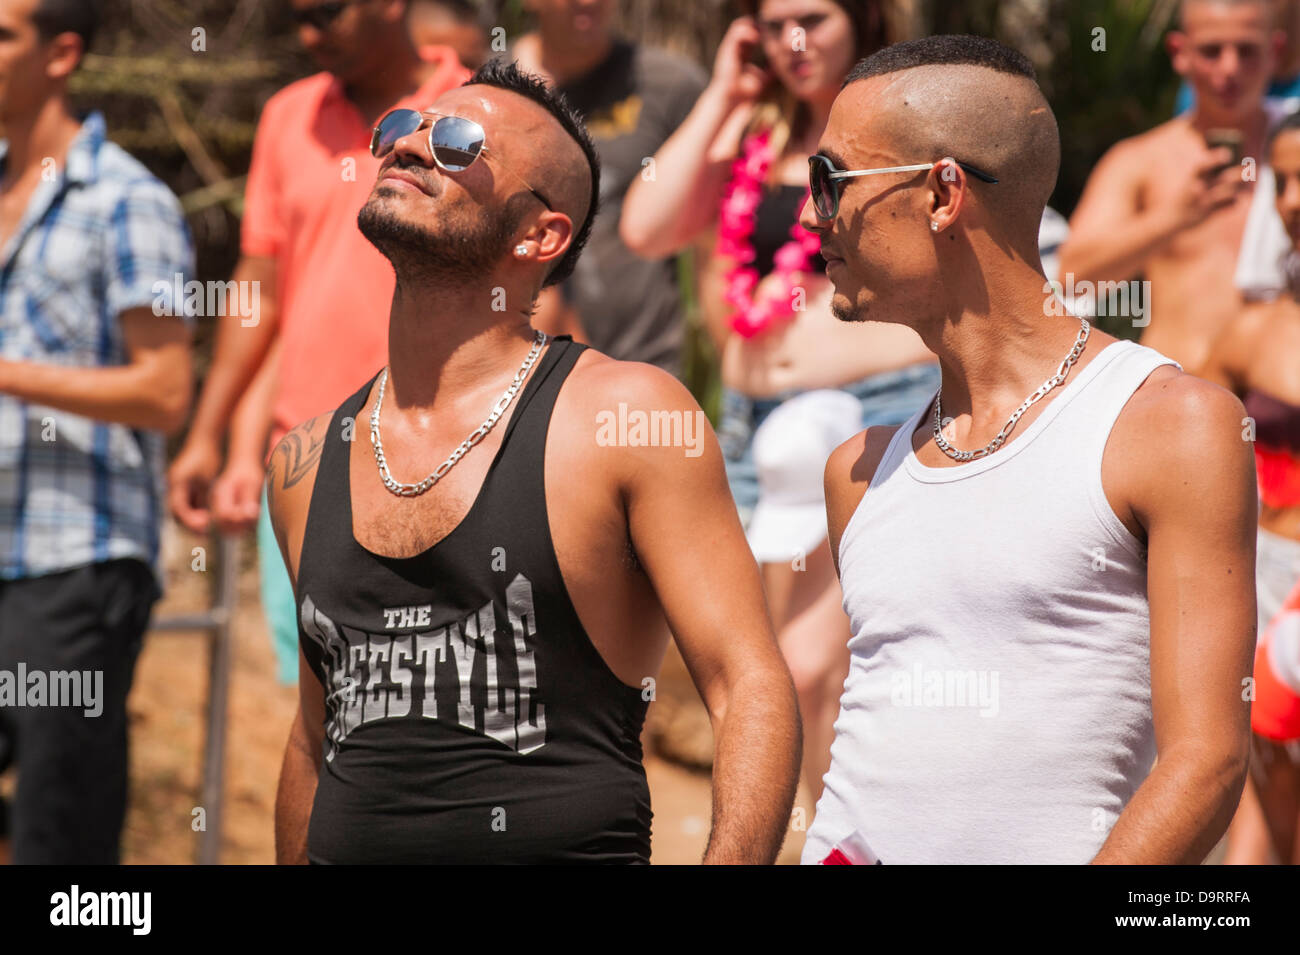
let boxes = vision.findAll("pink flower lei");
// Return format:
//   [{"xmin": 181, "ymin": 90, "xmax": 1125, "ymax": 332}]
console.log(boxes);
[{"xmin": 718, "ymin": 129, "xmax": 823, "ymax": 338}]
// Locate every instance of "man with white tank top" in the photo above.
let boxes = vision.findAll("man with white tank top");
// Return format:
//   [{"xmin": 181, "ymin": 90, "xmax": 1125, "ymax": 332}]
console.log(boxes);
[{"xmin": 798, "ymin": 36, "xmax": 1258, "ymax": 864}]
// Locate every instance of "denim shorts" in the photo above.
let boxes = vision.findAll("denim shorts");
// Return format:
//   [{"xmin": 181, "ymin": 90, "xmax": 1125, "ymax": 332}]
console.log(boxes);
[{"xmin": 719, "ymin": 360, "xmax": 942, "ymax": 526}]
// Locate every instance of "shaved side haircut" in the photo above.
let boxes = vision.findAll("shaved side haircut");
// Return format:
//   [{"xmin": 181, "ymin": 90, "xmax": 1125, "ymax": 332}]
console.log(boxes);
[
  {"xmin": 464, "ymin": 59, "xmax": 601, "ymax": 287},
  {"xmin": 843, "ymin": 35, "xmax": 1060, "ymax": 257}
]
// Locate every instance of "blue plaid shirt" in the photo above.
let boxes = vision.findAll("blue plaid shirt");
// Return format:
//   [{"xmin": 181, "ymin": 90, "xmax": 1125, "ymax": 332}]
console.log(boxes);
[{"xmin": 0, "ymin": 111, "xmax": 194, "ymax": 593}]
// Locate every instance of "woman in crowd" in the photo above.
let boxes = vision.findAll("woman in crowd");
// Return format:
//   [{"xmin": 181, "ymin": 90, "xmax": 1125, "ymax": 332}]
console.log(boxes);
[
  {"xmin": 1199, "ymin": 110, "xmax": 1300, "ymax": 864},
  {"xmin": 621, "ymin": 0, "xmax": 940, "ymax": 800}
]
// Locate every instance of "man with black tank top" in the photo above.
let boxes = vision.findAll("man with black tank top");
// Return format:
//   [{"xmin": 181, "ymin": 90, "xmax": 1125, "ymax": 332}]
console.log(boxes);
[{"xmin": 266, "ymin": 59, "xmax": 801, "ymax": 864}]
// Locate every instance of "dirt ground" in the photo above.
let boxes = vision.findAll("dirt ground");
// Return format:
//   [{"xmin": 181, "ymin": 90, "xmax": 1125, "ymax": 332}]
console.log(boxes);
[{"xmin": 115, "ymin": 521, "xmax": 809, "ymax": 865}]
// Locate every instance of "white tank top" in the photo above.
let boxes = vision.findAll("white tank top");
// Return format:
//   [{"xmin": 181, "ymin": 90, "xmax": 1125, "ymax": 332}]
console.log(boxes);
[{"xmin": 803, "ymin": 339, "xmax": 1181, "ymax": 864}]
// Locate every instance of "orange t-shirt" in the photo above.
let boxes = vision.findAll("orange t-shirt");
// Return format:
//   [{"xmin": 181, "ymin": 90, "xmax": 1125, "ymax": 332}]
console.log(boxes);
[{"xmin": 241, "ymin": 47, "xmax": 471, "ymax": 454}]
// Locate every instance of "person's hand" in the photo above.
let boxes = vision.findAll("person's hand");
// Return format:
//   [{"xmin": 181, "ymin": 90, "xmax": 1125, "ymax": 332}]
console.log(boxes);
[
  {"xmin": 709, "ymin": 16, "xmax": 769, "ymax": 104},
  {"xmin": 167, "ymin": 436, "xmax": 223, "ymax": 534},
  {"xmin": 1173, "ymin": 145, "xmax": 1249, "ymax": 229},
  {"xmin": 210, "ymin": 454, "xmax": 266, "ymax": 536}
]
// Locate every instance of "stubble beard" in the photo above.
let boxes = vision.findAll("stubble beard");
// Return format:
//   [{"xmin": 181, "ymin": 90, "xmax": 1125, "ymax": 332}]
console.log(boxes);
[{"xmin": 357, "ymin": 187, "xmax": 528, "ymax": 286}]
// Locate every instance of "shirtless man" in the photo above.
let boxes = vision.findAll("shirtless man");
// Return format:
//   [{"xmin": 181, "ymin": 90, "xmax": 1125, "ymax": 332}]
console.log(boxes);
[
  {"xmin": 269, "ymin": 60, "xmax": 800, "ymax": 864},
  {"xmin": 1059, "ymin": 0, "xmax": 1284, "ymax": 372},
  {"xmin": 804, "ymin": 35, "xmax": 1255, "ymax": 864}
]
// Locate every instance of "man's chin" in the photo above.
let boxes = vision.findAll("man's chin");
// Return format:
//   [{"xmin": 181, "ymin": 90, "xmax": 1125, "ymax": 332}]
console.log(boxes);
[
  {"xmin": 831, "ymin": 301, "xmax": 860, "ymax": 323},
  {"xmin": 830, "ymin": 288, "xmax": 865, "ymax": 323},
  {"xmin": 357, "ymin": 201, "xmax": 431, "ymax": 258}
]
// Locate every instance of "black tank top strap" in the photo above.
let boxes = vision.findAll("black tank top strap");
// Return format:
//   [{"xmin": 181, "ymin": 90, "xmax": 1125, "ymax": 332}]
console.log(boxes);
[
  {"xmin": 484, "ymin": 335, "xmax": 586, "ymax": 516},
  {"xmin": 297, "ymin": 367, "xmax": 383, "ymax": 588}
]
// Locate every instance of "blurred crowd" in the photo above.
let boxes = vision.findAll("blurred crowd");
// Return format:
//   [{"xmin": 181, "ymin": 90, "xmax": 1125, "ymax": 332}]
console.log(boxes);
[{"xmin": 2, "ymin": 0, "xmax": 1300, "ymax": 864}]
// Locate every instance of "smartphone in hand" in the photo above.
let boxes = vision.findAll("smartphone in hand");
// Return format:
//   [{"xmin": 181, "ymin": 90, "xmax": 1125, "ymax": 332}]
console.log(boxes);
[{"xmin": 1205, "ymin": 128, "xmax": 1244, "ymax": 175}]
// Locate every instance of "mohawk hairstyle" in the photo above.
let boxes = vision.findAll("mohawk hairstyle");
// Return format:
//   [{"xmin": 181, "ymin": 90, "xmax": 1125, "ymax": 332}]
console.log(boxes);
[{"xmin": 464, "ymin": 59, "xmax": 601, "ymax": 288}]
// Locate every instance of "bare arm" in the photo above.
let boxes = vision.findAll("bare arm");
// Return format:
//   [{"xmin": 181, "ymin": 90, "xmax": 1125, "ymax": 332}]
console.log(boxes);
[
  {"xmin": 0, "ymin": 306, "xmax": 192, "ymax": 435},
  {"xmin": 619, "ymin": 18, "xmax": 764, "ymax": 259},
  {"xmin": 1195, "ymin": 304, "xmax": 1268, "ymax": 394},
  {"xmin": 209, "ymin": 336, "xmax": 282, "ymax": 534},
  {"xmin": 614, "ymin": 367, "xmax": 801, "ymax": 863},
  {"xmin": 185, "ymin": 254, "xmax": 279, "ymax": 446},
  {"xmin": 1092, "ymin": 377, "xmax": 1256, "ymax": 863},
  {"xmin": 266, "ymin": 421, "xmax": 326, "ymax": 864},
  {"xmin": 823, "ymin": 427, "xmax": 901, "ymax": 577},
  {"xmin": 276, "ymin": 649, "xmax": 325, "ymax": 865},
  {"xmin": 169, "ymin": 255, "xmax": 279, "ymax": 532}
]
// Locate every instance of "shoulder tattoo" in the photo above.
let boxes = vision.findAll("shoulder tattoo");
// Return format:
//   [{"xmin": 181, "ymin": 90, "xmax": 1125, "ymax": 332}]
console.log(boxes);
[{"xmin": 274, "ymin": 422, "xmax": 326, "ymax": 490}]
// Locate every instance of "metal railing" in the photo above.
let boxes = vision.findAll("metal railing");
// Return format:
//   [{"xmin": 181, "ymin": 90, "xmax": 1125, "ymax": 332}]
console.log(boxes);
[{"xmin": 147, "ymin": 534, "xmax": 239, "ymax": 865}]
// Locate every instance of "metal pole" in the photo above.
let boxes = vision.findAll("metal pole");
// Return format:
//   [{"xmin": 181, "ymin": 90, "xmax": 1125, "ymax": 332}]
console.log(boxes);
[{"xmin": 196, "ymin": 535, "xmax": 238, "ymax": 865}]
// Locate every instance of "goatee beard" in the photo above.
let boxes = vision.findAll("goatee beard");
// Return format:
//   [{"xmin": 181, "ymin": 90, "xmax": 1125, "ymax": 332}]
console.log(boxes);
[
  {"xmin": 357, "ymin": 190, "xmax": 527, "ymax": 285},
  {"xmin": 831, "ymin": 296, "xmax": 866, "ymax": 323}
]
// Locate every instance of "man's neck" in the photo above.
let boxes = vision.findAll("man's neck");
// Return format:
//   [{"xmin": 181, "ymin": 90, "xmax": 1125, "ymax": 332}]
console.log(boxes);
[
  {"xmin": 518, "ymin": 29, "xmax": 614, "ymax": 86},
  {"xmin": 1, "ymin": 97, "xmax": 81, "ymax": 189},
  {"xmin": 342, "ymin": 37, "xmax": 438, "ymax": 121},
  {"xmin": 383, "ymin": 278, "xmax": 540, "ymax": 421},
  {"xmin": 916, "ymin": 266, "xmax": 1092, "ymax": 421},
  {"xmin": 1186, "ymin": 101, "xmax": 1269, "ymax": 139}
]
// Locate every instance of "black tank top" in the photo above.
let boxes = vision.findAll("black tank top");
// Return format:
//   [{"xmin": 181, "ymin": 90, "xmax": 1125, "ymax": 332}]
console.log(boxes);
[
  {"xmin": 295, "ymin": 337, "xmax": 653, "ymax": 864},
  {"xmin": 751, "ymin": 182, "xmax": 828, "ymax": 278}
]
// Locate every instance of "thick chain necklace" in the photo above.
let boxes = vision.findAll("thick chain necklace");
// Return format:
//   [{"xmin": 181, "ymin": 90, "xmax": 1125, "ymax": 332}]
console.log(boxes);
[
  {"xmin": 933, "ymin": 317, "xmax": 1090, "ymax": 462},
  {"xmin": 369, "ymin": 329, "xmax": 547, "ymax": 497}
]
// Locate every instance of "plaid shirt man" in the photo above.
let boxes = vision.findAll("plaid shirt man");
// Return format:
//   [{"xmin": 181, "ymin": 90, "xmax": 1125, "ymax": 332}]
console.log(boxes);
[{"xmin": 0, "ymin": 110, "xmax": 193, "ymax": 594}]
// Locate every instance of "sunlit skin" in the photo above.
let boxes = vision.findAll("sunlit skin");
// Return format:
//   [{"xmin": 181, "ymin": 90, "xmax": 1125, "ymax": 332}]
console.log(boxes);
[
  {"xmin": 1168, "ymin": 0, "xmax": 1284, "ymax": 123},
  {"xmin": 0, "ymin": 0, "xmax": 49, "ymax": 124},
  {"xmin": 166, "ymin": 0, "xmax": 454, "ymax": 538},
  {"xmin": 1197, "ymin": 126, "xmax": 1300, "ymax": 865},
  {"xmin": 291, "ymin": 0, "xmax": 386, "ymax": 79},
  {"xmin": 525, "ymin": 0, "xmax": 614, "ymax": 46},
  {"xmin": 1059, "ymin": 0, "xmax": 1279, "ymax": 373},
  {"xmin": 1198, "ymin": 125, "xmax": 1300, "ymax": 543},
  {"xmin": 269, "ymin": 82, "xmax": 803, "ymax": 866},
  {"xmin": 407, "ymin": 2, "xmax": 486, "ymax": 69},
  {"xmin": 622, "ymin": 1, "xmax": 936, "ymax": 805},
  {"xmin": 511, "ymin": 0, "xmax": 618, "ymax": 88},
  {"xmin": 1273, "ymin": 127, "xmax": 1300, "ymax": 244},
  {"xmin": 755, "ymin": 0, "xmax": 858, "ymax": 117},
  {"xmin": 813, "ymin": 69, "xmax": 1255, "ymax": 864}
]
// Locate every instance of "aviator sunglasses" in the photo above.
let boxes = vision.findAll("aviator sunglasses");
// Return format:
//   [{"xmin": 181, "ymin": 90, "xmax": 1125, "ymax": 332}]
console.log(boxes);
[
  {"xmin": 808, "ymin": 153, "xmax": 998, "ymax": 220},
  {"xmin": 370, "ymin": 108, "xmax": 556, "ymax": 211}
]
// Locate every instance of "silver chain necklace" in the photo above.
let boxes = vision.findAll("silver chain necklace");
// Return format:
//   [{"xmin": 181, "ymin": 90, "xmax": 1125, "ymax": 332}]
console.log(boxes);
[
  {"xmin": 933, "ymin": 317, "xmax": 1090, "ymax": 462},
  {"xmin": 369, "ymin": 329, "xmax": 548, "ymax": 497}
]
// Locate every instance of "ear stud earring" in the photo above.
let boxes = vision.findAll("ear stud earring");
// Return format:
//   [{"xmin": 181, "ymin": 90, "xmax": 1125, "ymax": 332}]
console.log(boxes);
[
  {"xmin": 930, "ymin": 221, "xmax": 939, "ymax": 232},
  {"xmin": 515, "ymin": 244, "xmax": 529, "ymax": 256}
]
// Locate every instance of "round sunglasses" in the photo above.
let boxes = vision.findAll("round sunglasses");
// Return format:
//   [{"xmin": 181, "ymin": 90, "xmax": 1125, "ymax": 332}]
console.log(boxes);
[
  {"xmin": 808, "ymin": 153, "xmax": 998, "ymax": 220},
  {"xmin": 370, "ymin": 108, "xmax": 555, "ymax": 211}
]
